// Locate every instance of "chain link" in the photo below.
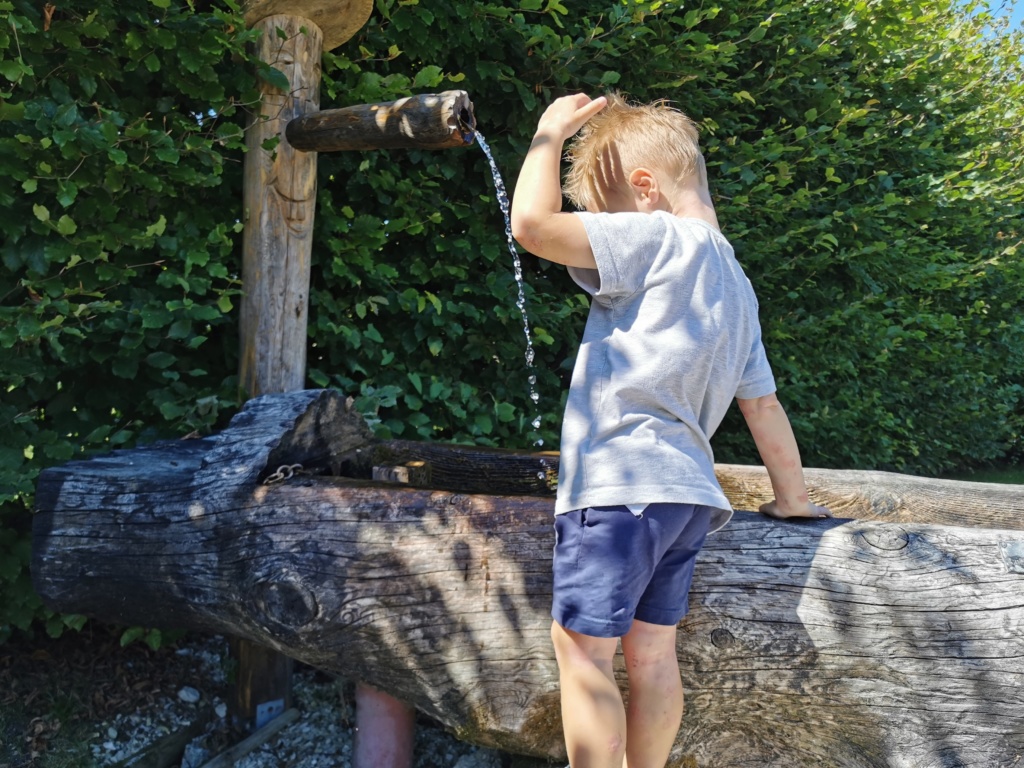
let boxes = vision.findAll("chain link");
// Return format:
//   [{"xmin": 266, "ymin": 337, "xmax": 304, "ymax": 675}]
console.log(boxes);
[{"xmin": 262, "ymin": 463, "xmax": 305, "ymax": 485}]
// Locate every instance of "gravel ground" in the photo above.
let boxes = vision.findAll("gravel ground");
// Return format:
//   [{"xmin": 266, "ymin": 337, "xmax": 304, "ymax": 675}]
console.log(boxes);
[
  {"xmin": 1, "ymin": 627, "xmax": 551, "ymax": 768},
  {"xmin": 89, "ymin": 635, "xmax": 508, "ymax": 768}
]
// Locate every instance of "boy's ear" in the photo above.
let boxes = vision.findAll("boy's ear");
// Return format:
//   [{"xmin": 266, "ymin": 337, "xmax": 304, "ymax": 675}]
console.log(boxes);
[{"xmin": 629, "ymin": 167, "xmax": 659, "ymax": 207}]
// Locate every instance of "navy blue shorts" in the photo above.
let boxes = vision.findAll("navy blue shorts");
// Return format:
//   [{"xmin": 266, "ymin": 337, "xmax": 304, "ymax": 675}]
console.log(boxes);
[{"xmin": 551, "ymin": 503, "xmax": 711, "ymax": 638}]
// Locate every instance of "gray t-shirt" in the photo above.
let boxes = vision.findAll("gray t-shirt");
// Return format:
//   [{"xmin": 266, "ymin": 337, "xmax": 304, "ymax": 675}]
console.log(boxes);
[{"xmin": 556, "ymin": 210, "xmax": 776, "ymax": 533}]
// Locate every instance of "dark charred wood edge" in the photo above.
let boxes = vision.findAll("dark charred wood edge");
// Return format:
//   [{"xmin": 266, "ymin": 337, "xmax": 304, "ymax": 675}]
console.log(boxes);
[{"xmin": 350, "ymin": 439, "xmax": 559, "ymax": 496}]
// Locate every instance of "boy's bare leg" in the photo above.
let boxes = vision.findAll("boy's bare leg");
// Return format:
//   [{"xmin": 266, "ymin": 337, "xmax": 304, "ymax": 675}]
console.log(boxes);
[
  {"xmin": 551, "ymin": 620, "xmax": 626, "ymax": 768},
  {"xmin": 620, "ymin": 619, "xmax": 684, "ymax": 768},
  {"xmin": 353, "ymin": 682, "xmax": 415, "ymax": 768}
]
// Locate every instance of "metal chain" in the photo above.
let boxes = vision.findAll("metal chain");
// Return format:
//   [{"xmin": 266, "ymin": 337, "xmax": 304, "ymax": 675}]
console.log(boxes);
[{"xmin": 262, "ymin": 463, "xmax": 305, "ymax": 485}]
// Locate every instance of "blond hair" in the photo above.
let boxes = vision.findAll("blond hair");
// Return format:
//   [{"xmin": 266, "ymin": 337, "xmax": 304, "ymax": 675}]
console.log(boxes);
[{"xmin": 563, "ymin": 92, "xmax": 702, "ymax": 212}]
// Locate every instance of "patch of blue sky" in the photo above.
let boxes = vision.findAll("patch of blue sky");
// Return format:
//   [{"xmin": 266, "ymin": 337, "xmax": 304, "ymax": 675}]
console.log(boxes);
[{"xmin": 1000, "ymin": 0, "xmax": 1024, "ymax": 28}]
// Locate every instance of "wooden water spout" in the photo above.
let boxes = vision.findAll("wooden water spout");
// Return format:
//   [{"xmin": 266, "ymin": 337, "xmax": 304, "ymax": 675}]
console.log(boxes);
[
  {"xmin": 32, "ymin": 390, "xmax": 1024, "ymax": 767},
  {"xmin": 286, "ymin": 91, "xmax": 477, "ymax": 152}
]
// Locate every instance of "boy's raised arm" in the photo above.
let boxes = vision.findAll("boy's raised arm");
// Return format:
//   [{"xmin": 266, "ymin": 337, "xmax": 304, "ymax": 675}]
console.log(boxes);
[{"xmin": 510, "ymin": 94, "xmax": 606, "ymax": 269}]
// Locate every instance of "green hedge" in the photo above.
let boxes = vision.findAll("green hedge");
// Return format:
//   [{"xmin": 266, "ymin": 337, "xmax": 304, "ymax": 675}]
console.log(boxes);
[{"xmin": 1, "ymin": 0, "xmax": 1021, "ymax": 638}]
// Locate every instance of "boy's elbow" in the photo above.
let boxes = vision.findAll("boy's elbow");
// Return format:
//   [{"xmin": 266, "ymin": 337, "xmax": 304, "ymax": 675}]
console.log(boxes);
[
  {"xmin": 510, "ymin": 214, "xmax": 542, "ymax": 254},
  {"xmin": 509, "ymin": 216, "xmax": 526, "ymax": 246},
  {"xmin": 509, "ymin": 207, "xmax": 529, "ymax": 239}
]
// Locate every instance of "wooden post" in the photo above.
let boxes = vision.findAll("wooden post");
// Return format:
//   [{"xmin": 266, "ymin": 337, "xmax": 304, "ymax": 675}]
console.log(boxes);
[
  {"xmin": 234, "ymin": 0, "xmax": 476, "ymax": 737},
  {"xmin": 238, "ymin": 13, "xmax": 322, "ymax": 398},
  {"xmin": 235, "ymin": 0, "xmax": 372, "ymax": 731}
]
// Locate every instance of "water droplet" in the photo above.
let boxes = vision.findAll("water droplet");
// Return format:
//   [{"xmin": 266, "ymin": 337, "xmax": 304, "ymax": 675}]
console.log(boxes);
[
  {"xmin": 532, "ymin": 416, "xmax": 542, "ymax": 429},
  {"xmin": 537, "ymin": 471, "xmax": 546, "ymax": 480}
]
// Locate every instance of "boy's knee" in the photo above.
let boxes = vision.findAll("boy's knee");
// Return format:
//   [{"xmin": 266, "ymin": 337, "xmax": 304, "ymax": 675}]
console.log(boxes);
[
  {"xmin": 622, "ymin": 624, "xmax": 680, "ymax": 680},
  {"xmin": 625, "ymin": 650, "xmax": 681, "ymax": 688},
  {"xmin": 551, "ymin": 621, "xmax": 617, "ymax": 669}
]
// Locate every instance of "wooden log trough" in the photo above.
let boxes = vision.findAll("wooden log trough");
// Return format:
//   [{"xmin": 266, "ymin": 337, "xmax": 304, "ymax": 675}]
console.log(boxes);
[{"xmin": 32, "ymin": 390, "xmax": 1024, "ymax": 767}]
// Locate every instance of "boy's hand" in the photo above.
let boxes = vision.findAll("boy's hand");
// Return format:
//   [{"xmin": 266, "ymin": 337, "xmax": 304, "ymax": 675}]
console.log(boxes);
[
  {"xmin": 534, "ymin": 94, "xmax": 608, "ymax": 143},
  {"xmin": 759, "ymin": 500, "xmax": 833, "ymax": 520},
  {"xmin": 510, "ymin": 93, "xmax": 604, "ymax": 269}
]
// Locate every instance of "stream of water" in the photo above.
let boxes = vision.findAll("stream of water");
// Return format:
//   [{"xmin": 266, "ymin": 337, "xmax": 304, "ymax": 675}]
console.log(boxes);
[{"xmin": 474, "ymin": 131, "xmax": 543, "ymax": 445}]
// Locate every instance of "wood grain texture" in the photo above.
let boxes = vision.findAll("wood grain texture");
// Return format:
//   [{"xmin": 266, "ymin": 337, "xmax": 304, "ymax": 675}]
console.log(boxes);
[
  {"xmin": 238, "ymin": 15, "xmax": 322, "ymax": 398},
  {"xmin": 679, "ymin": 517, "xmax": 1024, "ymax": 767},
  {"xmin": 242, "ymin": 0, "xmax": 372, "ymax": 51},
  {"xmin": 285, "ymin": 91, "xmax": 477, "ymax": 152},
  {"xmin": 32, "ymin": 391, "xmax": 1024, "ymax": 766},
  {"xmin": 716, "ymin": 463, "xmax": 1024, "ymax": 530},
  {"xmin": 235, "ymin": 14, "xmax": 324, "ymax": 721}
]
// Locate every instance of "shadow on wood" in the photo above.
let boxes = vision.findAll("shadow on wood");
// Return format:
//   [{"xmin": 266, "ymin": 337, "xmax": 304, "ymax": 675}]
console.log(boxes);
[{"xmin": 31, "ymin": 390, "xmax": 1024, "ymax": 767}]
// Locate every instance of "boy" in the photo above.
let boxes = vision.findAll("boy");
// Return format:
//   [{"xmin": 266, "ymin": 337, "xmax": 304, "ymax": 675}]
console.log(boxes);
[{"xmin": 509, "ymin": 93, "xmax": 830, "ymax": 768}]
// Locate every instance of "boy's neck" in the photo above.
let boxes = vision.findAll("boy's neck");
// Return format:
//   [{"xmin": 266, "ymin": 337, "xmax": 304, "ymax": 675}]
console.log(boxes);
[{"xmin": 664, "ymin": 183, "xmax": 721, "ymax": 232}]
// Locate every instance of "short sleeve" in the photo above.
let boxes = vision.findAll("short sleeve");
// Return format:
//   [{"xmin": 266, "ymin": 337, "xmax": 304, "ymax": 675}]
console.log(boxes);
[
  {"xmin": 567, "ymin": 212, "xmax": 669, "ymax": 301},
  {"xmin": 735, "ymin": 328, "xmax": 777, "ymax": 399}
]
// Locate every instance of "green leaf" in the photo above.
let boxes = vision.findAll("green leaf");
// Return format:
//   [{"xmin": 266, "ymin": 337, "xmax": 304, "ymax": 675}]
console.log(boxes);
[
  {"xmin": 146, "ymin": 215, "xmax": 168, "ymax": 237},
  {"xmin": 0, "ymin": 59, "xmax": 29, "ymax": 83},
  {"xmin": 56, "ymin": 180, "xmax": 78, "ymax": 207},
  {"xmin": 495, "ymin": 402, "xmax": 515, "ymax": 422},
  {"xmin": 408, "ymin": 371, "xmax": 423, "ymax": 394},
  {"xmin": 55, "ymin": 215, "xmax": 77, "ymax": 235},
  {"xmin": 155, "ymin": 147, "xmax": 179, "ymax": 164},
  {"xmin": 63, "ymin": 614, "xmax": 88, "ymax": 632},
  {"xmin": 412, "ymin": 65, "xmax": 443, "ymax": 88},
  {"xmin": 120, "ymin": 626, "xmax": 145, "ymax": 647},
  {"xmin": 144, "ymin": 629, "xmax": 163, "ymax": 651},
  {"xmin": 260, "ymin": 65, "xmax": 290, "ymax": 91},
  {"xmin": 146, "ymin": 351, "xmax": 176, "ymax": 369}
]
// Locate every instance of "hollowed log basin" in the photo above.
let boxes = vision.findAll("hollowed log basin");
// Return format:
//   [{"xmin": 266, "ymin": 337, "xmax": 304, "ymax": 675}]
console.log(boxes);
[{"xmin": 32, "ymin": 390, "xmax": 1024, "ymax": 766}]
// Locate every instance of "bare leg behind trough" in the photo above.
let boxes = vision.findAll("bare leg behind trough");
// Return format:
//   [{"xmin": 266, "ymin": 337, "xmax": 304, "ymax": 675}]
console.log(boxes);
[
  {"xmin": 353, "ymin": 682, "xmax": 416, "ymax": 768},
  {"xmin": 620, "ymin": 619, "xmax": 684, "ymax": 768}
]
